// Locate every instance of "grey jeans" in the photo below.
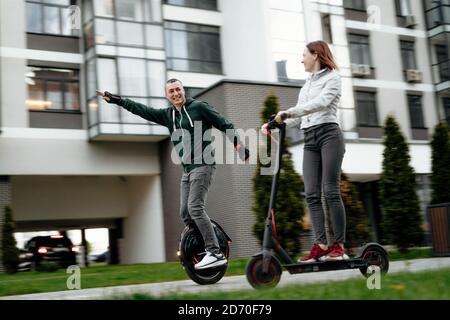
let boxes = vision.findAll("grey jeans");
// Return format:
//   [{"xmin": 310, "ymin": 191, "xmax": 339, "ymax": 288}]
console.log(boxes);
[
  {"xmin": 303, "ymin": 122, "xmax": 346, "ymax": 244},
  {"xmin": 180, "ymin": 165, "xmax": 220, "ymax": 254}
]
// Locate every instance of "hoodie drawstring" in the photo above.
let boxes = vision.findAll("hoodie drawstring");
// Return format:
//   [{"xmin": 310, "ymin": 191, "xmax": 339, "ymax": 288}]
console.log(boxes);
[
  {"xmin": 183, "ymin": 106, "xmax": 194, "ymax": 128},
  {"xmin": 172, "ymin": 106, "xmax": 194, "ymax": 131}
]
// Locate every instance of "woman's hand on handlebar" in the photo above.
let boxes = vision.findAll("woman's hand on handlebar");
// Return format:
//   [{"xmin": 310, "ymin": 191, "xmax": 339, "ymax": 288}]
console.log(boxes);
[
  {"xmin": 261, "ymin": 123, "xmax": 269, "ymax": 135},
  {"xmin": 275, "ymin": 111, "xmax": 290, "ymax": 124}
]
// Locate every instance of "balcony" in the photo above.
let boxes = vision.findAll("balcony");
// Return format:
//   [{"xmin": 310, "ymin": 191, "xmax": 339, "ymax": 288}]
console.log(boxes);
[
  {"xmin": 425, "ymin": 4, "xmax": 450, "ymax": 31},
  {"xmin": 431, "ymin": 60, "xmax": 450, "ymax": 93},
  {"xmin": 87, "ymin": 97, "xmax": 170, "ymax": 142}
]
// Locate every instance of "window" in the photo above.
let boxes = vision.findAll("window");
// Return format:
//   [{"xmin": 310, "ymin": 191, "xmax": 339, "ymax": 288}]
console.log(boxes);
[
  {"xmin": 322, "ymin": 14, "xmax": 333, "ymax": 44},
  {"xmin": 400, "ymin": 40, "xmax": 417, "ymax": 70},
  {"xmin": 87, "ymin": 1, "xmax": 164, "ymax": 48},
  {"xmin": 395, "ymin": 0, "xmax": 412, "ymax": 17},
  {"xmin": 164, "ymin": 21, "xmax": 222, "ymax": 74},
  {"xmin": 343, "ymin": 0, "xmax": 366, "ymax": 10},
  {"xmin": 407, "ymin": 95, "xmax": 425, "ymax": 128},
  {"xmin": 424, "ymin": 0, "xmax": 450, "ymax": 29},
  {"xmin": 443, "ymin": 97, "xmax": 450, "ymax": 127},
  {"xmin": 25, "ymin": 0, "xmax": 78, "ymax": 36},
  {"xmin": 118, "ymin": 58, "xmax": 147, "ymax": 97},
  {"xmin": 95, "ymin": 19, "xmax": 116, "ymax": 44},
  {"xmin": 355, "ymin": 91, "xmax": 379, "ymax": 126},
  {"xmin": 185, "ymin": 87, "xmax": 203, "ymax": 98},
  {"xmin": 116, "ymin": 0, "xmax": 144, "ymax": 21},
  {"xmin": 164, "ymin": 0, "xmax": 218, "ymax": 11},
  {"xmin": 26, "ymin": 67, "xmax": 80, "ymax": 111},
  {"xmin": 435, "ymin": 44, "xmax": 450, "ymax": 82},
  {"xmin": 147, "ymin": 61, "xmax": 166, "ymax": 97},
  {"xmin": 93, "ymin": 0, "xmax": 160, "ymax": 22},
  {"xmin": 93, "ymin": 0, "xmax": 114, "ymax": 17},
  {"xmin": 117, "ymin": 21, "xmax": 144, "ymax": 46},
  {"xmin": 348, "ymin": 34, "xmax": 372, "ymax": 65}
]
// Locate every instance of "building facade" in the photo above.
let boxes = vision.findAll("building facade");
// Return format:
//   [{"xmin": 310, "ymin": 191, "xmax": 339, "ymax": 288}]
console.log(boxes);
[{"xmin": 0, "ymin": 0, "xmax": 448, "ymax": 266}]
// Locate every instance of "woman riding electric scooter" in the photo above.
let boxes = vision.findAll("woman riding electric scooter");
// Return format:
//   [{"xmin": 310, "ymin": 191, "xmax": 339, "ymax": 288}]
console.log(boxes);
[{"xmin": 262, "ymin": 40, "xmax": 347, "ymax": 262}]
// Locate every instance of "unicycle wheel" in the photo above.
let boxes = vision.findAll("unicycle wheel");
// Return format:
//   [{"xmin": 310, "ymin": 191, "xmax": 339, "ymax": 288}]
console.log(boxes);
[
  {"xmin": 179, "ymin": 221, "xmax": 230, "ymax": 285},
  {"xmin": 246, "ymin": 255, "xmax": 282, "ymax": 289}
]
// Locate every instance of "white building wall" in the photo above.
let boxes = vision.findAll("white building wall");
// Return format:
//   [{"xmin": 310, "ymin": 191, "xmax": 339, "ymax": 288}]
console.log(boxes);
[
  {"xmin": 0, "ymin": 133, "xmax": 162, "ymax": 175},
  {"xmin": 221, "ymin": 0, "xmax": 276, "ymax": 82},
  {"xmin": 120, "ymin": 175, "xmax": 166, "ymax": 264},
  {"xmin": 0, "ymin": 0, "xmax": 28, "ymax": 128},
  {"xmin": 11, "ymin": 176, "xmax": 129, "ymax": 221},
  {"xmin": 290, "ymin": 142, "xmax": 431, "ymax": 182}
]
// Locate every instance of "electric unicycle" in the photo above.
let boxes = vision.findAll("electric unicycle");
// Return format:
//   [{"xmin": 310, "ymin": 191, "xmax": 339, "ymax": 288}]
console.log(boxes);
[{"xmin": 178, "ymin": 219, "xmax": 231, "ymax": 285}]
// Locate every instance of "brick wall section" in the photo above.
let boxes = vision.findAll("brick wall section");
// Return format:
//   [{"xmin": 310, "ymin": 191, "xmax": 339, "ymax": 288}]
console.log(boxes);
[
  {"xmin": 197, "ymin": 81, "xmax": 303, "ymax": 257},
  {"xmin": 0, "ymin": 176, "xmax": 11, "ymax": 272},
  {"xmin": 160, "ymin": 80, "xmax": 311, "ymax": 259}
]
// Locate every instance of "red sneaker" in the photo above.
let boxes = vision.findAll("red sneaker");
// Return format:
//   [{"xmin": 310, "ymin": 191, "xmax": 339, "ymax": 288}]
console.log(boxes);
[
  {"xmin": 298, "ymin": 244, "xmax": 330, "ymax": 263},
  {"xmin": 325, "ymin": 242, "xmax": 349, "ymax": 261}
]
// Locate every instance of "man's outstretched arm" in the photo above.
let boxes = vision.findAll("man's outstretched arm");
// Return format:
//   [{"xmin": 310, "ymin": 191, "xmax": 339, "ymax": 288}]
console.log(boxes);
[{"xmin": 97, "ymin": 90, "xmax": 167, "ymax": 127}]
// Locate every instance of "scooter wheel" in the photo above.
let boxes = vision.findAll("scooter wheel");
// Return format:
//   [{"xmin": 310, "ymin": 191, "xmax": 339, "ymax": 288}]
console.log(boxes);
[
  {"xmin": 359, "ymin": 245, "xmax": 389, "ymax": 278},
  {"xmin": 246, "ymin": 255, "xmax": 282, "ymax": 289}
]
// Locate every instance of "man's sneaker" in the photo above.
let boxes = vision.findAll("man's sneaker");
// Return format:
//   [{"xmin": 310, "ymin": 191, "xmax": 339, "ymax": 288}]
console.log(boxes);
[
  {"xmin": 194, "ymin": 251, "xmax": 227, "ymax": 270},
  {"xmin": 324, "ymin": 242, "xmax": 350, "ymax": 261},
  {"xmin": 298, "ymin": 244, "xmax": 331, "ymax": 263}
]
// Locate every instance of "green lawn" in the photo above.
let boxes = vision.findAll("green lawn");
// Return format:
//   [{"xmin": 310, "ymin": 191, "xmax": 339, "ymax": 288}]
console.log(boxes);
[
  {"xmin": 120, "ymin": 267, "xmax": 450, "ymax": 300},
  {"xmin": 0, "ymin": 258, "xmax": 248, "ymax": 297},
  {"xmin": 0, "ymin": 247, "xmax": 434, "ymax": 297}
]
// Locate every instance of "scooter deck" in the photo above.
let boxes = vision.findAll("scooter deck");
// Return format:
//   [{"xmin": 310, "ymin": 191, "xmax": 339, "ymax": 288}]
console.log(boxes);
[{"xmin": 282, "ymin": 258, "xmax": 367, "ymax": 274}]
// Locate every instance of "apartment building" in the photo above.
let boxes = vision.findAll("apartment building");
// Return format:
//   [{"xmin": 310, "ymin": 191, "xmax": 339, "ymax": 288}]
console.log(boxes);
[{"xmin": 0, "ymin": 0, "xmax": 447, "ymax": 267}]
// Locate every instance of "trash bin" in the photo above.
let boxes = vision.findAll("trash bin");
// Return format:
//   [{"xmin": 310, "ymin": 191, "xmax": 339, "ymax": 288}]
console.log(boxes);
[{"xmin": 427, "ymin": 203, "xmax": 450, "ymax": 256}]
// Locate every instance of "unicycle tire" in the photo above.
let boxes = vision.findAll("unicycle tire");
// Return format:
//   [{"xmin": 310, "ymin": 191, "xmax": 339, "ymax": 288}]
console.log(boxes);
[{"xmin": 179, "ymin": 221, "xmax": 230, "ymax": 285}]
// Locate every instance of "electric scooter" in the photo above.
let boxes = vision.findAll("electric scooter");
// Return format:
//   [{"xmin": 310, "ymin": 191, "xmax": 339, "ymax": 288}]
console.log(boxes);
[
  {"xmin": 178, "ymin": 220, "xmax": 231, "ymax": 285},
  {"xmin": 246, "ymin": 117, "xmax": 389, "ymax": 289}
]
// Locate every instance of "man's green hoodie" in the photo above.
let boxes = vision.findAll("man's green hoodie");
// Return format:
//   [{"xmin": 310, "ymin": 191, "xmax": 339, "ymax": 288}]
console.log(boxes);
[{"xmin": 118, "ymin": 97, "xmax": 241, "ymax": 173}]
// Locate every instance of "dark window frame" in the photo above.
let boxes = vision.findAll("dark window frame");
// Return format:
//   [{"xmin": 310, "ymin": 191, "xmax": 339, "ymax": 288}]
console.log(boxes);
[
  {"xmin": 400, "ymin": 40, "xmax": 417, "ymax": 70},
  {"xmin": 163, "ymin": 0, "xmax": 218, "ymax": 11},
  {"xmin": 164, "ymin": 20, "xmax": 223, "ymax": 74},
  {"xmin": 27, "ymin": 66, "xmax": 81, "ymax": 112},
  {"xmin": 343, "ymin": 0, "xmax": 366, "ymax": 11},
  {"xmin": 25, "ymin": 0, "xmax": 79, "ymax": 37},
  {"xmin": 348, "ymin": 33, "xmax": 372, "ymax": 66},
  {"xmin": 407, "ymin": 94, "xmax": 426, "ymax": 129},
  {"xmin": 443, "ymin": 97, "xmax": 450, "ymax": 128},
  {"xmin": 395, "ymin": 0, "xmax": 412, "ymax": 17},
  {"xmin": 355, "ymin": 91, "xmax": 379, "ymax": 127}
]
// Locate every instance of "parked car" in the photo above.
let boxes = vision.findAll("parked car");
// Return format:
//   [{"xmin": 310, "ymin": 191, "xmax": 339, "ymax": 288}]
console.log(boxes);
[
  {"xmin": 89, "ymin": 250, "xmax": 109, "ymax": 263},
  {"xmin": 24, "ymin": 235, "xmax": 78, "ymax": 269}
]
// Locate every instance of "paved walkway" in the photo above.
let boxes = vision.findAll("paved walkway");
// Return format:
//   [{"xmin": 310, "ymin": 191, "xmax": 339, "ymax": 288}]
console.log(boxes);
[{"xmin": 2, "ymin": 257, "xmax": 450, "ymax": 300}]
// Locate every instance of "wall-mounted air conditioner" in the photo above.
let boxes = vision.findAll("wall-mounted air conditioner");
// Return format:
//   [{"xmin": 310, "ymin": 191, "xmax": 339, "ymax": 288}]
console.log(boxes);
[{"xmin": 351, "ymin": 64, "xmax": 372, "ymax": 77}]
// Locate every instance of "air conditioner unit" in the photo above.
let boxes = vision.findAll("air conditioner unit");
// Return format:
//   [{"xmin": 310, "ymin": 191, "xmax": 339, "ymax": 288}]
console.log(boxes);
[
  {"xmin": 351, "ymin": 64, "xmax": 372, "ymax": 77},
  {"xmin": 406, "ymin": 69, "xmax": 422, "ymax": 83},
  {"xmin": 405, "ymin": 15, "xmax": 418, "ymax": 28}
]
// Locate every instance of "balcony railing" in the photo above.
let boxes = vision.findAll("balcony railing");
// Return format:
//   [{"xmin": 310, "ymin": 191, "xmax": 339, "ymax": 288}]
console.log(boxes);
[
  {"xmin": 426, "ymin": 5, "xmax": 450, "ymax": 30},
  {"xmin": 87, "ymin": 96, "xmax": 170, "ymax": 141},
  {"xmin": 432, "ymin": 60, "xmax": 450, "ymax": 84}
]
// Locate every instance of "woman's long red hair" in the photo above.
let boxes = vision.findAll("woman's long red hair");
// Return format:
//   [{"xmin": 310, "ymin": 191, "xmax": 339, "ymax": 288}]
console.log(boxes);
[{"xmin": 306, "ymin": 41, "xmax": 338, "ymax": 70}]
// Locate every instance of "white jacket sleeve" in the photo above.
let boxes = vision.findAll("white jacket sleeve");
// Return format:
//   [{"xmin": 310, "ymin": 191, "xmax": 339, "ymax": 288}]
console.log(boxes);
[
  {"xmin": 286, "ymin": 74, "xmax": 341, "ymax": 118},
  {"xmin": 284, "ymin": 117, "xmax": 302, "ymax": 129}
]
